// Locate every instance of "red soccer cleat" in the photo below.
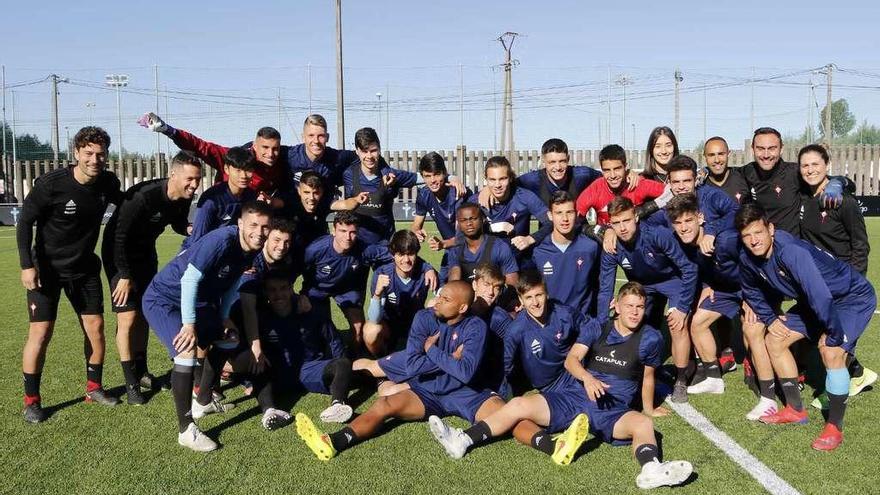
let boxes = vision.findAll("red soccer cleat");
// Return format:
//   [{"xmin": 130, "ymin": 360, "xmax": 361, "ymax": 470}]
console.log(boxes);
[
  {"xmin": 811, "ymin": 423, "xmax": 843, "ymax": 451},
  {"xmin": 759, "ymin": 404, "xmax": 808, "ymax": 425}
]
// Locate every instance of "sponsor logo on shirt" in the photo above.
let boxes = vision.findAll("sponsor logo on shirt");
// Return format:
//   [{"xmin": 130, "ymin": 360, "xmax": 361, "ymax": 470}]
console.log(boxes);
[
  {"xmin": 594, "ymin": 351, "xmax": 628, "ymax": 367},
  {"xmin": 542, "ymin": 261, "xmax": 553, "ymax": 275},
  {"xmin": 64, "ymin": 199, "xmax": 76, "ymax": 215},
  {"xmin": 530, "ymin": 338, "xmax": 542, "ymax": 356}
]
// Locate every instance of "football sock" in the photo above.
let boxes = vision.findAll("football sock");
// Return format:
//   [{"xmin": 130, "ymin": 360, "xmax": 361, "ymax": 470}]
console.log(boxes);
[
  {"xmin": 463, "ymin": 421, "xmax": 491, "ymax": 446},
  {"xmin": 635, "ymin": 443, "xmax": 661, "ymax": 466},
  {"xmin": 779, "ymin": 377, "xmax": 803, "ymax": 411}
]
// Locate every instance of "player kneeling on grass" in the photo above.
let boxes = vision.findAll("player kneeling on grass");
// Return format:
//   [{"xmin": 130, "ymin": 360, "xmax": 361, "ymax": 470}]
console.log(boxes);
[
  {"xmin": 736, "ymin": 203, "xmax": 876, "ymax": 451},
  {"xmin": 295, "ymin": 281, "xmax": 505, "ymax": 460},
  {"xmin": 427, "ymin": 270, "xmax": 591, "ymax": 466},
  {"xmin": 362, "ymin": 230, "xmax": 435, "ymax": 357},
  {"xmin": 567, "ymin": 282, "xmax": 693, "ymax": 489}
]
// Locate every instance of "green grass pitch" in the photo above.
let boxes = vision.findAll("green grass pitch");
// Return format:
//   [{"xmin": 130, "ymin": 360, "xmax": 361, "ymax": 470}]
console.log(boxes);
[{"xmin": 0, "ymin": 220, "xmax": 878, "ymax": 495}]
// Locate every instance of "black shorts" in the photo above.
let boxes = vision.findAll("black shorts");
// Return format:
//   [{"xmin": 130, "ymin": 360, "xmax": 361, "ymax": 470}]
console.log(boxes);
[
  {"xmin": 108, "ymin": 269, "xmax": 156, "ymax": 313},
  {"xmin": 26, "ymin": 270, "xmax": 104, "ymax": 322}
]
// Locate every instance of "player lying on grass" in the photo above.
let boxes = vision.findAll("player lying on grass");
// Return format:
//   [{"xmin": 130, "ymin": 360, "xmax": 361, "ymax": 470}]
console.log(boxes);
[
  {"xmin": 295, "ymin": 281, "xmax": 505, "ymax": 460},
  {"xmin": 736, "ymin": 203, "xmax": 876, "ymax": 451}
]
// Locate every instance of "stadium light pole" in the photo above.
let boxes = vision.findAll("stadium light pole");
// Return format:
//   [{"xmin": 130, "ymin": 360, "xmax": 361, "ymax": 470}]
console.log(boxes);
[
  {"xmin": 85, "ymin": 102, "xmax": 95, "ymax": 125},
  {"xmin": 105, "ymin": 74, "xmax": 129, "ymax": 161}
]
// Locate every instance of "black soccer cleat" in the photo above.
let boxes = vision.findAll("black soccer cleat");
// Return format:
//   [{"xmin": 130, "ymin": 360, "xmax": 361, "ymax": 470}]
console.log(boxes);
[
  {"xmin": 126, "ymin": 384, "xmax": 146, "ymax": 406},
  {"xmin": 85, "ymin": 388, "xmax": 121, "ymax": 406},
  {"xmin": 23, "ymin": 403, "xmax": 47, "ymax": 424}
]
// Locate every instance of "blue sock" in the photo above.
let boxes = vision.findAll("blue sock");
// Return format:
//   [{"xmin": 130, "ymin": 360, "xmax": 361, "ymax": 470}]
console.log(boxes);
[{"xmin": 826, "ymin": 367, "xmax": 849, "ymax": 429}]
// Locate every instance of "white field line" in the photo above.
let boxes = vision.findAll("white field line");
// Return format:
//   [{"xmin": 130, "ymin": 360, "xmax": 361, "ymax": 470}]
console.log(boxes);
[{"xmin": 667, "ymin": 401, "xmax": 802, "ymax": 495}]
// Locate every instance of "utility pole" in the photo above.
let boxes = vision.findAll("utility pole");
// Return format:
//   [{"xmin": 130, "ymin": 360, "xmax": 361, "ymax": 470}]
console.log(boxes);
[
  {"xmin": 85, "ymin": 102, "xmax": 95, "ymax": 125},
  {"xmin": 50, "ymin": 74, "xmax": 65, "ymax": 162},
  {"xmin": 616, "ymin": 75, "xmax": 632, "ymax": 146},
  {"xmin": 606, "ymin": 66, "xmax": 611, "ymax": 146},
  {"xmin": 154, "ymin": 65, "xmax": 161, "ymax": 170},
  {"xmin": 104, "ymin": 74, "xmax": 129, "ymax": 161},
  {"xmin": 497, "ymin": 31, "xmax": 520, "ymax": 159},
  {"xmin": 334, "ymin": 0, "xmax": 345, "ymax": 148},
  {"xmin": 823, "ymin": 63, "xmax": 834, "ymax": 148},
  {"xmin": 807, "ymin": 75, "xmax": 815, "ymax": 143},
  {"xmin": 459, "ymin": 63, "xmax": 464, "ymax": 152},
  {"xmin": 11, "ymin": 91, "xmax": 17, "ymax": 162},
  {"xmin": 673, "ymin": 68, "xmax": 683, "ymax": 138}
]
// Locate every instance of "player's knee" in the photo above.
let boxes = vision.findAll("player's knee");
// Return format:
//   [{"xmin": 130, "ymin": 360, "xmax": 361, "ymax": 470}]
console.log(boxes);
[
  {"xmin": 27, "ymin": 323, "xmax": 54, "ymax": 347},
  {"xmin": 742, "ymin": 323, "xmax": 765, "ymax": 343},
  {"xmin": 764, "ymin": 336, "xmax": 787, "ymax": 357},
  {"xmin": 819, "ymin": 344, "xmax": 845, "ymax": 368},
  {"xmin": 634, "ymin": 412, "xmax": 654, "ymax": 432}
]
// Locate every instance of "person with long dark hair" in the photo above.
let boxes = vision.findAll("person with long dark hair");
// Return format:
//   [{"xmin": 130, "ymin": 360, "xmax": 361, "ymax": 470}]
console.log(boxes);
[{"xmin": 642, "ymin": 126, "xmax": 680, "ymax": 182}]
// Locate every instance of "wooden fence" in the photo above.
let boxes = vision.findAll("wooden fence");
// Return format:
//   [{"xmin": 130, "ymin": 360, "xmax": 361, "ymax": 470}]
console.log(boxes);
[{"xmin": 9, "ymin": 143, "xmax": 880, "ymax": 201}]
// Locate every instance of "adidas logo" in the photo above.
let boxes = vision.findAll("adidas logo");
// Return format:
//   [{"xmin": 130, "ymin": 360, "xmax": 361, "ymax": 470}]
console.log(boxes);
[
  {"xmin": 530, "ymin": 338, "xmax": 542, "ymax": 356},
  {"xmin": 344, "ymin": 433, "xmax": 353, "ymax": 442},
  {"xmin": 64, "ymin": 199, "xmax": 76, "ymax": 215},
  {"xmin": 533, "ymin": 435, "xmax": 543, "ymax": 446},
  {"xmin": 542, "ymin": 261, "xmax": 553, "ymax": 275},
  {"xmin": 222, "ymin": 214, "xmax": 232, "ymax": 221},
  {"xmin": 150, "ymin": 212, "xmax": 163, "ymax": 222},
  {"xmin": 388, "ymin": 292, "xmax": 398, "ymax": 304},
  {"xmin": 321, "ymin": 265, "xmax": 332, "ymax": 275},
  {"xmin": 621, "ymin": 257, "xmax": 632, "ymax": 270}
]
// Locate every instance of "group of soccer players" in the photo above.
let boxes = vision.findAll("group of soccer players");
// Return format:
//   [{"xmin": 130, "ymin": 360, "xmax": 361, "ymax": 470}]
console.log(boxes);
[{"xmin": 16, "ymin": 113, "xmax": 876, "ymax": 489}]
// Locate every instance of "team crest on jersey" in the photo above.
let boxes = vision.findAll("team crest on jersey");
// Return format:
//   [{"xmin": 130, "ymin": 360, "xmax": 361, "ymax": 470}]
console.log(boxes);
[
  {"xmin": 388, "ymin": 292, "xmax": 398, "ymax": 304},
  {"xmin": 820, "ymin": 211, "xmax": 828, "ymax": 223},
  {"xmin": 621, "ymin": 257, "xmax": 632, "ymax": 269},
  {"xmin": 530, "ymin": 338, "xmax": 542, "ymax": 356},
  {"xmin": 542, "ymin": 261, "xmax": 553, "ymax": 275},
  {"xmin": 452, "ymin": 332, "xmax": 459, "ymax": 341},
  {"xmin": 778, "ymin": 269, "xmax": 788, "ymax": 279},
  {"xmin": 647, "ymin": 252, "xmax": 655, "ymax": 259},
  {"xmin": 321, "ymin": 265, "xmax": 332, "ymax": 275},
  {"xmin": 576, "ymin": 258, "xmax": 584, "ymax": 270},
  {"xmin": 64, "ymin": 199, "xmax": 76, "ymax": 215},
  {"xmin": 555, "ymin": 331, "xmax": 563, "ymax": 341},
  {"xmin": 511, "ymin": 211, "xmax": 518, "ymax": 221},
  {"xmin": 774, "ymin": 185, "xmax": 782, "ymax": 197},
  {"xmin": 735, "ymin": 192, "xmax": 742, "ymax": 202}
]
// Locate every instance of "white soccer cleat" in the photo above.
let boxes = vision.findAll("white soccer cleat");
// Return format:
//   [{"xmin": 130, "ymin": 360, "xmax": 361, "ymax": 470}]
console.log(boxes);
[
  {"xmin": 427, "ymin": 415, "xmax": 471, "ymax": 459},
  {"xmin": 191, "ymin": 397, "xmax": 235, "ymax": 420},
  {"xmin": 636, "ymin": 460, "xmax": 693, "ymax": 489},
  {"xmin": 177, "ymin": 423, "xmax": 218, "ymax": 452},
  {"xmin": 687, "ymin": 377, "xmax": 725, "ymax": 395},
  {"xmin": 746, "ymin": 397, "xmax": 778, "ymax": 421},
  {"xmin": 319, "ymin": 402, "xmax": 353, "ymax": 423},
  {"xmin": 261, "ymin": 408, "xmax": 291, "ymax": 430}
]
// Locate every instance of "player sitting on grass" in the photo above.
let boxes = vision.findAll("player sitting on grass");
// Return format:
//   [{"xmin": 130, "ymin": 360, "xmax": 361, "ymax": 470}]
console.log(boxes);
[
  {"xmin": 426, "ymin": 270, "xmax": 590, "ymax": 466},
  {"xmin": 295, "ymin": 281, "xmax": 505, "ymax": 460},
  {"xmin": 567, "ymin": 282, "xmax": 693, "ymax": 489},
  {"xmin": 737, "ymin": 203, "xmax": 876, "ymax": 451},
  {"xmin": 362, "ymin": 230, "xmax": 435, "ymax": 356}
]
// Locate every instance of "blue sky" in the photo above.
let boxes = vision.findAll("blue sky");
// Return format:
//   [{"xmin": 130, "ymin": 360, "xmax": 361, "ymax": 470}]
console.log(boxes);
[{"xmin": 3, "ymin": 0, "xmax": 879, "ymax": 156}]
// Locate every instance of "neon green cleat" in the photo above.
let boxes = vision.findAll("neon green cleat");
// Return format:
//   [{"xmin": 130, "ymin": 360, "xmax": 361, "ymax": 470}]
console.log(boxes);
[
  {"xmin": 810, "ymin": 393, "xmax": 829, "ymax": 410},
  {"xmin": 295, "ymin": 413, "xmax": 337, "ymax": 461},
  {"xmin": 551, "ymin": 413, "xmax": 589, "ymax": 466},
  {"xmin": 850, "ymin": 367, "xmax": 877, "ymax": 397}
]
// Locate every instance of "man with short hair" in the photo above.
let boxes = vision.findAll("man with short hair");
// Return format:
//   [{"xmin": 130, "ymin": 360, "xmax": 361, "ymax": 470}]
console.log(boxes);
[
  {"xmin": 736, "ymin": 203, "xmax": 876, "ymax": 451},
  {"xmin": 18, "ymin": 126, "xmax": 123, "ymax": 422},
  {"xmin": 532, "ymin": 191, "xmax": 600, "ymax": 316},
  {"xmin": 428, "ymin": 271, "xmax": 590, "ymax": 466},
  {"xmin": 597, "ymin": 197, "xmax": 698, "ymax": 402},
  {"xmin": 101, "ymin": 150, "xmax": 204, "ymax": 404},
  {"xmin": 181, "ymin": 147, "xmax": 258, "ymax": 250},
  {"xmin": 295, "ymin": 281, "xmax": 505, "ymax": 460},
  {"xmin": 703, "ymin": 136, "xmax": 750, "ymax": 204},
  {"xmin": 139, "ymin": 112, "xmax": 287, "ymax": 198},
  {"xmin": 446, "ymin": 203, "xmax": 518, "ymax": 286},
  {"xmin": 142, "ymin": 201, "xmax": 271, "ymax": 451},
  {"xmin": 332, "ymin": 127, "xmax": 419, "ymax": 245}
]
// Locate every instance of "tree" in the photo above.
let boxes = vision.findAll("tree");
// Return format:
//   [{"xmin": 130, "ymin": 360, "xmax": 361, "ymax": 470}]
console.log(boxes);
[
  {"xmin": 819, "ymin": 98, "xmax": 856, "ymax": 139},
  {"xmin": 1, "ymin": 123, "xmax": 55, "ymax": 160}
]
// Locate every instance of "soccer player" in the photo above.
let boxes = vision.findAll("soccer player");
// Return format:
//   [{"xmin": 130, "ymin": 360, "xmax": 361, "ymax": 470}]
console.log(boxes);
[
  {"xmin": 736, "ymin": 203, "xmax": 876, "ymax": 450},
  {"xmin": 18, "ymin": 126, "xmax": 123, "ymax": 422},
  {"xmin": 641, "ymin": 126, "xmax": 680, "ymax": 182},
  {"xmin": 281, "ymin": 171, "xmax": 330, "ymax": 277},
  {"xmin": 597, "ymin": 197, "xmax": 698, "ymax": 402},
  {"xmin": 181, "ymin": 147, "xmax": 258, "ymax": 250},
  {"xmin": 516, "ymin": 138, "xmax": 600, "ymax": 202},
  {"xmin": 101, "ymin": 150, "xmax": 203, "ymax": 404},
  {"xmin": 302, "ymin": 212, "xmax": 427, "ymax": 351},
  {"xmin": 332, "ymin": 127, "xmax": 419, "ymax": 245},
  {"xmin": 363, "ymin": 230, "xmax": 434, "ymax": 356},
  {"xmin": 142, "ymin": 201, "xmax": 271, "ymax": 451},
  {"xmin": 703, "ymin": 136, "xmax": 750, "ymax": 204},
  {"xmin": 427, "ymin": 271, "xmax": 591, "ymax": 466},
  {"xmin": 797, "ymin": 144, "xmax": 876, "ymax": 404},
  {"xmin": 139, "ymin": 112, "xmax": 287, "ymax": 198},
  {"xmin": 467, "ymin": 156, "xmax": 552, "ymax": 264},
  {"xmin": 295, "ymin": 281, "xmax": 505, "ymax": 460},
  {"xmin": 256, "ymin": 271, "xmax": 358, "ymax": 424},
  {"xmin": 576, "ymin": 144, "xmax": 669, "ymax": 227},
  {"xmin": 532, "ymin": 191, "xmax": 600, "ymax": 316},
  {"xmin": 412, "ymin": 152, "xmax": 472, "ymax": 282},
  {"xmin": 446, "ymin": 203, "xmax": 519, "ymax": 285},
  {"xmin": 566, "ymin": 282, "xmax": 693, "ymax": 489},
  {"xmin": 664, "ymin": 195, "xmax": 776, "ymax": 416}
]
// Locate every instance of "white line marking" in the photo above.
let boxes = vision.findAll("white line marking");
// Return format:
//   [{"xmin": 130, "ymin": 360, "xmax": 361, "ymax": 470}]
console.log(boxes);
[{"xmin": 667, "ymin": 401, "xmax": 802, "ymax": 495}]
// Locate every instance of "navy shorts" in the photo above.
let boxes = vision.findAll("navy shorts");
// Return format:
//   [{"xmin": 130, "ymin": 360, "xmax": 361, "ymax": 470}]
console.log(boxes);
[
  {"xmin": 643, "ymin": 279, "xmax": 685, "ymax": 316},
  {"xmin": 409, "ymin": 383, "xmax": 497, "ymax": 424},
  {"xmin": 781, "ymin": 291, "xmax": 875, "ymax": 353},
  {"xmin": 142, "ymin": 292, "xmax": 223, "ymax": 358},
  {"xmin": 26, "ymin": 269, "xmax": 103, "ymax": 322},
  {"xmin": 377, "ymin": 350, "xmax": 412, "ymax": 383},
  {"xmin": 583, "ymin": 391, "xmax": 633, "ymax": 446},
  {"xmin": 299, "ymin": 359, "xmax": 332, "ymax": 394},
  {"xmin": 542, "ymin": 374, "xmax": 590, "ymax": 433},
  {"xmin": 698, "ymin": 288, "xmax": 742, "ymax": 320}
]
